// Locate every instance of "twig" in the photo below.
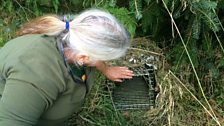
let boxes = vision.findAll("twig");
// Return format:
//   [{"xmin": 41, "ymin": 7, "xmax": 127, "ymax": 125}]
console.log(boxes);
[{"xmin": 129, "ymin": 47, "xmax": 164, "ymax": 56}]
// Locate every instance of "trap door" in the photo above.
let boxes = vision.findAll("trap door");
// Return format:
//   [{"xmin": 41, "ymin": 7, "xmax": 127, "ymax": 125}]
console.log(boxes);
[{"xmin": 112, "ymin": 65, "xmax": 156, "ymax": 110}]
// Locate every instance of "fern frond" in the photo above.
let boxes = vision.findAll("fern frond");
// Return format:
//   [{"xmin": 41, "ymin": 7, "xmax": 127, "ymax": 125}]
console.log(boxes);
[
  {"xmin": 52, "ymin": 0, "xmax": 60, "ymax": 13},
  {"xmin": 109, "ymin": 0, "xmax": 117, "ymax": 7},
  {"xmin": 217, "ymin": 0, "xmax": 224, "ymax": 9},
  {"xmin": 191, "ymin": 0, "xmax": 217, "ymax": 13},
  {"xmin": 188, "ymin": 40, "xmax": 199, "ymax": 68},
  {"xmin": 218, "ymin": 57, "xmax": 224, "ymax": 68},
  {"xmin": 105, "ymin": 7, "xmax": 137, "ymax": 37},
  {"xmin": 25, "ymin": 0, "xmax": 31, "ymax": 7},
  {"xmin": 33, "ymin": 0, "xmax": 40, "ymax": 16},
  {"xmin": 144, "ymin": 0, "xmax": 151, "ymax": 5},
  {"xmin": 129, "ymin": 0, "xmax": 143, "ymax": 20},
  {"xmin": 202, "ymin": 32, "xmax": 214, "ymax": 58},
  {"xmin": 141, "ymin": 1, "xmax": 165, "ymax": 38},
  {"xmin": 198, "ymin": 0, "xmax": 217, "ymax": 10},
  {"xmin": 202, "ymin": 11, "xmax": 220, "ymax": 32},
  {"xmin": 192, "ymin": 16, "xmax": 201, "ymax": 40},
  {"xmin": 190, "ymin": 0, "xmax": 220, "ymax": 32},
  {"xmin": 6, "ymin": 0, "xmax": 14, "ymax": 12}
]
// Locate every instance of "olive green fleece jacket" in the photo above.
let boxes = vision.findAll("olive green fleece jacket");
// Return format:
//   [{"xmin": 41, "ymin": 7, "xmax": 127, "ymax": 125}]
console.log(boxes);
[{"xmin": 0, "ymin": 34, "xmax": 95, "ymax": 126}]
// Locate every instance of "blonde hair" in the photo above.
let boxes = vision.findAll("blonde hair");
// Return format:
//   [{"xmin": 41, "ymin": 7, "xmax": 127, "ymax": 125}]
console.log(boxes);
[{"xmin": 17, "ymin": 9, "xmax": 130, "ymax": 61}]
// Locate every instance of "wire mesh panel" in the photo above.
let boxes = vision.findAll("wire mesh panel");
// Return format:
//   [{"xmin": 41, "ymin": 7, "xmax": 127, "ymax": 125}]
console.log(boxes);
[
  {"xmin": 111, "ymin": 64, "xmax": 157, "ymax": 110},
  {"xmin": 107, "ymin": 40, "xmax": 161, "ymax": 110}
]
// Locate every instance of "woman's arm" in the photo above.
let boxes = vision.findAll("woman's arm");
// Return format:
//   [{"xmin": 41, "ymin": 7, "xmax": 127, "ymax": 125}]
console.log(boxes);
[
  {"xmin": 0, "ymin": 79, "xmax": 46, "ymax": 126},
  {"xmin": 95, "ymin": 61, "xmax": 134, "ymax": 82}
]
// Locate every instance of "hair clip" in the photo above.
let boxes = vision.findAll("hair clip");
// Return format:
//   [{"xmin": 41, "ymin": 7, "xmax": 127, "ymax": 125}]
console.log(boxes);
[{"xmin": 65, "ymin": 21, "xmax": 69, "ymax": 30}]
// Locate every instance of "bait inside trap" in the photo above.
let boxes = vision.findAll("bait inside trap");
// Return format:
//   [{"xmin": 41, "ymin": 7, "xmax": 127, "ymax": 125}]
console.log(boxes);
[{"xmin": 108, "ymin": 63, "xmax": 158, "ymax": 110}]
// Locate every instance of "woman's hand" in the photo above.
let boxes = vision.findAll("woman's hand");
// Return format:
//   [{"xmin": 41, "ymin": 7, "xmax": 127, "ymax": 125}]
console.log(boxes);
[
  {"xmin": 103, "ymin": 66, "xmax": 134, "ymax": 82},
  {"xmin": 95, "ymin": 61, "xmax": 134, "ymax": 82}
]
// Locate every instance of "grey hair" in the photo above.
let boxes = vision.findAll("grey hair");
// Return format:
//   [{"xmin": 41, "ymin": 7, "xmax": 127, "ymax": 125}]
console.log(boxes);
[{"xmin": 64, "ymin": 9, "xmax": 130, "ymax": 62}]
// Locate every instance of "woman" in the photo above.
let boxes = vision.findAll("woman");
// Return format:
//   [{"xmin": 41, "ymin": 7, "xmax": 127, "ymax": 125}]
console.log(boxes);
[{"xmin": 0, "ymin": 9, "xmax": 134, "ymax": 126}]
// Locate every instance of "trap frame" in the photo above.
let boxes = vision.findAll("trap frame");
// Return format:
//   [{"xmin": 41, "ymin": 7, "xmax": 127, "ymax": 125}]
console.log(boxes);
[
  {"xmin": 111, "ymin": 64, "xmax": 157, "ymax": 110},
  {"xmin": 108, "ymin": 46, "xmax": 160, "ymax": 110}
]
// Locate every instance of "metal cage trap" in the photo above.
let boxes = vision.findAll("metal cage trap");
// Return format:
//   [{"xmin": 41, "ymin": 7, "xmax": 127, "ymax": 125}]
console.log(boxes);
[{"xmin": 107, "ymin": 48, "xmax": 160, "ymax": 110}]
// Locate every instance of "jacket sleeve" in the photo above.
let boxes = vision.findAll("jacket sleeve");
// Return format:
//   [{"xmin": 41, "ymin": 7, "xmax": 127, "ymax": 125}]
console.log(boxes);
[
  {"xmin": 0, "ymin": 79, "xmax": 46, "ymax": 126},
  {"xmin": 0, "ymin": 39, "xmax": 66, "ymax": 125}
]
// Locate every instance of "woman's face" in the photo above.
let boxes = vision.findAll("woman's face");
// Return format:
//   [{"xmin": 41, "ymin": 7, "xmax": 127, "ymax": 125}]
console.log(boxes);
[{"xmin": 64, "ymin": 48, "xmax": 99, "ymax": 66}]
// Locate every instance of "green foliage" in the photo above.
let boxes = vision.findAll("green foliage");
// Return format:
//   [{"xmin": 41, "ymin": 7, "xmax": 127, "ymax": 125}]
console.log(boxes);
[
  {"xmin": 188, "ymin": 40, "xmax": 199, "ymax": 68},
  {"xmin": 217, "ymin": 0, "xmax": 224, "ymax": 9},
  {"xmin": 191, "ymin": 0, "xmax": 220, "ymax": 32},
  {"xmin": 0, "ymin": 0, "xmax": 13, "ymax": 12},
  {"xmin": 167, "ymin": 1, "xmax": 221, "ymax": 64},
  {"xmin": 144, "ymin": 0, "xmax": 151, "ymax": 5},
  {"xmin": 70, "ymin": 0, "xmax": 83, "ymax": 6},
  {"xmin": 192, "ymin": 16, "xmax": 201, "ymax": 40},
  {"xmin": 129, "ymin": 0, "xmax": 143, "ymax": 20},
  {"xmin": 38, "ymin": 0, "xmax": 51, "ymax": 6},
  {"xmin": 52, "ymin": 0, "xmax": 60, "ymax": 13},
  {"xmin": 218, "ymin": 57, "xmax": 224, "ymax": 68},
  {"xmin": 202, "ymin": 11, "xmax": 220, "ymax": 32},
  {"xmin": 108, "ymin": 0, "xmax": 117, "ymax": 7},
  {"xmin": 141, "ymin": 1, "xmax": 167, "ymax": 37},
  {"xmin": 160, "ymin": 0, "xmax": 224, "ymax": 102},
  {"xmin": 105, "ymin": 7, "xmax": 137, "ymax": 38}
]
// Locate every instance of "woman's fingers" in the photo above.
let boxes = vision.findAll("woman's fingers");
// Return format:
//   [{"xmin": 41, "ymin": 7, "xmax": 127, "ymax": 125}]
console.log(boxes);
[
  {"xmin": 124, "ymin": 70, "xmax": 134, "ymax": 74},
  {"xmin": 114, "ymin": 79, "xmax": 123, "ymax": 82},
  {"xmin": 121, "ymin": 70, "xmax": 134, "ymax": 76},
  {"xmin": 116, "ymin": 67, "xmax": 134, "ymax": 79},
  {"xmin": 115, "ymin": 73, "xmax": 134, "ymax": 79},
  {"xmin": 122, "ymin": 75, "xmax": 133, "ymax": 79},
  {"xmin": 118, "ymin": 67, "xmax": 134, "ymax": 74},
  {"xmin": 104, "ymin": 66, "xmax": 135, "ymax": 82},
  {"xmin": 119, "ymin": 67, "xmax": 129, "ymax": 69},
  {"xmin": 123, "ymin": 71, "xmax": 134, "ymax": 76}
]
